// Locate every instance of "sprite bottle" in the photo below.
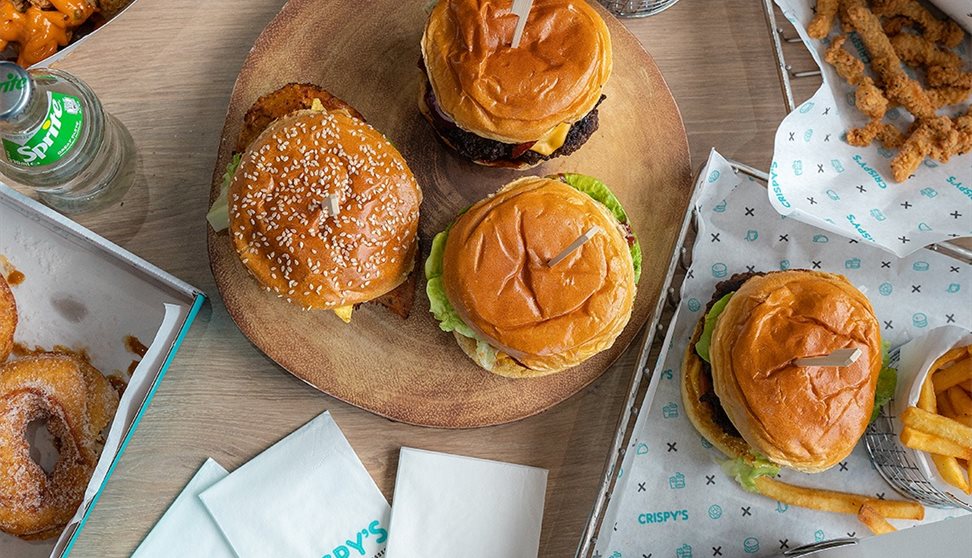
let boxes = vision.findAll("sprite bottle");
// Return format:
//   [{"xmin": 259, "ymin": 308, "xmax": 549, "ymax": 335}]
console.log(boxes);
[{"xmin": 0, "ymin": 61, "xmax": 135, "ymax": 213}]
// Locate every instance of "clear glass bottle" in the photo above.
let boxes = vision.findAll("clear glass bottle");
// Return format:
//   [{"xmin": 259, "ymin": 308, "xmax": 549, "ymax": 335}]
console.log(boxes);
[{"xmin": 0, "ymin": 61, "xmax": 135, "ymax": 213}]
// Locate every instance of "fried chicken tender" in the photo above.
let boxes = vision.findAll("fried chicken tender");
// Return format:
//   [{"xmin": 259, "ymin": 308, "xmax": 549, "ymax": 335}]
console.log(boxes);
[
  {"xmin": 954, "ymin": 109, "xmax": 972, "ymax": 155},
  {"xmin": 890, "ymin": 32, "xmax": 962, "ymax": 70},
  {"xmin": 871, "ymin": 0, "xmax": 965, "ymax": 49},
  {"xmin": 927, "ymin": 86, "xmax": 972, "ymax": 108},
  {"xmin": 825, "ymin": 35, "xmax": 866, "ymax": 85},
  {"xmin": 927, "ymin": 65, "xmax": 972, "ymax": 89},
  {"xmin": 847, "ymin": 119, "xmax": 905, "ymax": 148},
  {"xmin": 846, "ymin": 5, "xmax": 936, "ymax": 119},
  {"xmin": 882, "ymin": 15, "xmax": 911, "ymax": 35},
  {"xmin": 891, "ymin": 116, "xmax": 959, "ymax": 181},
  {"xmin": 808, "ymin": 0, "xmax": 840, "ymax": 39},
  {"xmin": 856, "ymin": 78, "xmax": 890, "ymax": 119}
]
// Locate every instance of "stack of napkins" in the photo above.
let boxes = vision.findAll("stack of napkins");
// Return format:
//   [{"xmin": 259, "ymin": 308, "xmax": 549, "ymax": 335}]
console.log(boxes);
[
  {"xmin": 133, "ymin": 412, "xmax": 390, "ymax": 558},
  {"xmin": 133, "ymin": 412, "xmax": 549, "ymax": 558}
]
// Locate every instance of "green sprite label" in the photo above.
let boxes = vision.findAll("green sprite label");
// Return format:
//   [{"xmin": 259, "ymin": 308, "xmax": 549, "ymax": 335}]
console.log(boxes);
[{"xmin": 3, "ymin": 91, "xmax": 84, "ymax": 167}]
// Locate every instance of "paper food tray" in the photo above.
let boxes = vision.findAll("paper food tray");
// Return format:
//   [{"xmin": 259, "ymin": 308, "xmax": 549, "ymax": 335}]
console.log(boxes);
[
  {"xmin": 580, "ymin": 150, "xmax": 972, "ymax": 558},
  {"xmin": 0, "ymin": 183, "xmax": 204, "ymax": 558}
]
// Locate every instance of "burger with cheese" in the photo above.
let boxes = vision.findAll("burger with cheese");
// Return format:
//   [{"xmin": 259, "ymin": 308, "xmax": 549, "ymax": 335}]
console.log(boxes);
[
  {"xmin": 682, "ymin": 270, "xmax": 896, "ymax": 476},
  {"xmin": 419, "ymin": 0, "xmax": 612, "ymax": 169},
  {"xmin": 426, "ymin": 174, "xmax": 640, "ymax": 377},
  {"xmin": 207, "ymin": 84, "xmax": 422, "ymax": 322}
]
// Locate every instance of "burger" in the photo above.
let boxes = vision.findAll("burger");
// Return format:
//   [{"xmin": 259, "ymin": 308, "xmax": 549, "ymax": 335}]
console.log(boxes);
[
  {"xmin": 682, "ymin": 270, "xmax": 896, "ymax": 476},
  {"xmin": 425, "ymin": 174, "xmax": 640, "ymax": 377},
  {"xmin": 207, "ymin": 84, "xmax": 422, "ymax": 322},
  {"xmin": 419, "ymin": 0, "xmax": 612, "ymax": 169}
]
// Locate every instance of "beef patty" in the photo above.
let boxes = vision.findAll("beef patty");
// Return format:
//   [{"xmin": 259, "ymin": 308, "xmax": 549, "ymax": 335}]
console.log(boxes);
[{"xmin": 419, "ymin": 63, "xmax": 603, "ymax": 167}]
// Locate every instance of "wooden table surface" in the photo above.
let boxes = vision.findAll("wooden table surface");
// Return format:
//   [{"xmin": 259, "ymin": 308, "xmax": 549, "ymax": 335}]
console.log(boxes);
[{"xmin": 42, "ymin": 1, "xmax": 795, "ymax": 556}]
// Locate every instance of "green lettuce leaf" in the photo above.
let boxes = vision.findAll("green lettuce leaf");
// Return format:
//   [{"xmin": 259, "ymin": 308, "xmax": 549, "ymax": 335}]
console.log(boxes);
[
  {"xmin": 870, "ymin": 342, "xmax": 897, "ymax": 423},
  {"xmin": 557, "ymin": 173, "xmax": 642, "ymax": 283},
  {"xmin": 206, "ymin": 153, "xmax": 243, "ymax": 232},
  {"xmin": 695, "ymin": 292, "xmax": 734, "ymax": 363},
  {"xmin": 722, "ymin": 455, "xmax": 780, "ymax": 493},
  {"xmin": 425, "ymin": 230, "xmax": 478, "ymax": 340}
]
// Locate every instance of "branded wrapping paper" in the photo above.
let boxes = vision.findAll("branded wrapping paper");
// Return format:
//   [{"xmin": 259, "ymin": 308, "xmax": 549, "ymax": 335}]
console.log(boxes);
[
  {"xmin": 385, "ymin": 448, "xmax": 547, "ymax": 558},
  {"xmin": 769, "ymin": 0, "xmax": 971, "ymax": 257},
  {"xmin": 593, "ymin": 150, "xmax": 971, "ymax": 558},
  {"xmin": 131, "ymin": 459, "xmax": 235, "ymax": 558},
  {"xmin": 199, "ymin": 412, "xmax": 390, "ymax": 558}
]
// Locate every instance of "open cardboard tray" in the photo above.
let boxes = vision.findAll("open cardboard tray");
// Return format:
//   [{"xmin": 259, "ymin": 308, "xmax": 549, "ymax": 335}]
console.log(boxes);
[
  {"xmin": 576, "ymin": 159, "xmax": 972, "ymax": 557},
  {"xmin": 0, "ymin": 184, "xmax": 204, "ymax": 557}
]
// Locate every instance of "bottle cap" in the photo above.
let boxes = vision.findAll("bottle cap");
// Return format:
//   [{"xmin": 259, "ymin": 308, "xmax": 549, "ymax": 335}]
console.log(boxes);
[{"xmin": 0, "ymin": 62, "xmax": 32, "ymax": 122}]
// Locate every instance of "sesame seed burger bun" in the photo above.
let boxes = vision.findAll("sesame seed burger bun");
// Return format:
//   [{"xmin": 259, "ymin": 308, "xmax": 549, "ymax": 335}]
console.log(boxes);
[
  {"xmin": 421, "ymin": 0, "xmax": 612, "ymax": 144},
  {"xmin": 228, "ymin": 109, "xmax": 422, "ymax": 309},
  {"xmin": 441, "ymin": 177, "xmax": 635, "ymax": 374}
]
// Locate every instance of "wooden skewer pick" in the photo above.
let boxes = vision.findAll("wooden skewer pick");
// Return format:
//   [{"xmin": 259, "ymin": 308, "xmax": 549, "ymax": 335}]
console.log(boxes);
[
  {"xmin": 794, "ymin": 348, "xmax": 862, "ymax": 368},
  {"xmin": 510, "ymin": 0, "xmax": 533, "ymax": 48},
  {"xmin": 325, "ymin": 194, "xmax": 341, "ymax": 217},
  {"xmin": 548, "ymin": 226, "xmax": 600, "ymax": 268}
]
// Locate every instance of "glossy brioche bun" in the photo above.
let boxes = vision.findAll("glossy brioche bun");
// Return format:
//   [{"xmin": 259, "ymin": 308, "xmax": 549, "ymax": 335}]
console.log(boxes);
[
  {"xmin": 442, "ymin": 176, "xmax": 635, "ymax": 374},
  {"xmin": 710, "ymin": 270, "xmax": 882, "ymax": 473},
  {"xmin": 229, "ymin": 109, "xmax": 422, "ymax": 309},
  {"xmin": 421, "ymin": 0, "xmax": 612, "ymax": 143}
]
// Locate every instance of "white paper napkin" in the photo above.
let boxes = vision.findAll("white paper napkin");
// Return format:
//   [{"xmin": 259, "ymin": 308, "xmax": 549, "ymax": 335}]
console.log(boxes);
[
  {"xmin": 200, "ymin": 412, "xmax": 390, "ymax": 558},
  {"xmin": 131, "ymin": 458, "xmax": 235, "ymax": 558},
  {"xmin": 385, "ymin": 448, "xmax": 547, "ymax": 558},
  {"xmin": 594, "ymin": 150, "xmax": 970, "ymax": 558},
  {"xmin": 770, "ymin": 0, "xmax": 971, "ymax": 256}
]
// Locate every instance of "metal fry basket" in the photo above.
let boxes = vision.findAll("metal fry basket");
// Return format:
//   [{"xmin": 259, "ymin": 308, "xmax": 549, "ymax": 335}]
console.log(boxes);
[
  {"xmin": 864, "ymin": 362, "xmax": 972, "ymax": 511},
  {"xmin": 597, "ymin": 0, "xmax": 681, "ymax": 18}
]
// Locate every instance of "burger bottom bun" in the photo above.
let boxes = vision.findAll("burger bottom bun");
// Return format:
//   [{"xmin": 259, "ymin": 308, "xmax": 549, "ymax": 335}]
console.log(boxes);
[
  {"xmin": 681, "ymin": 319, "xmax": 751, "ymax": 461},
  {"xmin": 453, "ymin": 332, "xmax": 565, "ymax": 379}
]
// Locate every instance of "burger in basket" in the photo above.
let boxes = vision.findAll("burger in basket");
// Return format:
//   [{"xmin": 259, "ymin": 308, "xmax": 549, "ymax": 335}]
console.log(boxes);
[
  {"xmin": 419, "ymin": 0, "xmax": 612, "ymax": 169},
  {"xmin": 682, "ymin": 270, "xmax": 926, "ymax": 533},
  {"xmin": 207, "ymin": 84, "xmax": 422, "ymax": 323},
  {"xmin": 426, "ymin": 174, "xmax": 640, "ymax": 377}
]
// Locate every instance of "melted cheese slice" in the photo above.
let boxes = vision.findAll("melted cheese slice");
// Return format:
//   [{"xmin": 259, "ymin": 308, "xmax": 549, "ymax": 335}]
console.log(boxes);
[
  {"xmin": 529, "ymin": 122, "xmax": 571, "ymax": 156},
  {"xmin": 333, "ymin": 305, "xmax": 354, "ymax": 323}
]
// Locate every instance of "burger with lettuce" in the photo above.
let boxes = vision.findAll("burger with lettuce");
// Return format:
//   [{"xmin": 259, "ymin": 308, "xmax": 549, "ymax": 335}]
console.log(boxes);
[
  {"xmin": 425, "ymin": 174, "xmax": 640, "ymax": 377},
  {"xmin": 682, "ymin": 270, "xmax": 897, "ymax": 485}
]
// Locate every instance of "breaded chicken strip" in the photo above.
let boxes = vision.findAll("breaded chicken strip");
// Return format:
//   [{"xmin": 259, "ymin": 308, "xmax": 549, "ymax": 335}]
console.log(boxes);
[
  {"xmin": 808, "ymin": 0, "xmax": 840, "ymax": 39},
  {"xmin": 871, "ymin": 0, "xmax": 965, "ymax": 48}
]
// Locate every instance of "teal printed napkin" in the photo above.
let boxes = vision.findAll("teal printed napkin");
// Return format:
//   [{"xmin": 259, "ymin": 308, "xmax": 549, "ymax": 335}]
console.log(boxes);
[
  {"xmin": 770, "ymin": 0, "xmax": 971, "ymax": 256},
  {"xmin": 385, "ymin": 448, "xmax": 547, "ymax": 558},
  {"xmin": 200, "ymin": 412, "xmax": 389, "ymax": 558},
  {"xmin": 132, "ymin": 458, "xmax": 235, "ymax": 558}
]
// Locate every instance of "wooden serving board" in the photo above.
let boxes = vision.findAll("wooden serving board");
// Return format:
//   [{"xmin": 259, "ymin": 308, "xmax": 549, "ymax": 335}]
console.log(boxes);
[{"xmin": 207, "ymin": 0, "xmax": 691, "ymax": 428}]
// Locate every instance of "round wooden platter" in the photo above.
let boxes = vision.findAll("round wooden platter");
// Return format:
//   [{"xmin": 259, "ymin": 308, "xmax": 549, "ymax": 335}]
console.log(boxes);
[{"xmin": 207, "ymin": 0, "xmax": 691, "ymax": 428}]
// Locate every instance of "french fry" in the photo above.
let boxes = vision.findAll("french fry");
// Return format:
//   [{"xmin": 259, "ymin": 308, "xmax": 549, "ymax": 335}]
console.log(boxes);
[
  {"xmin": 858, "ymin": 503, "xmax": 896, "ymax": 535},
  {"xmin": 918, "ymin": 376, "xmax": 938, "ymax": 413},
  {"xmin": 753, "ymin": 476, "xmax": 924, "ymax": 519},
  {"xmin": 931, "ymin": 347, "xmax": 970, "ymax": 373},
  {"xmin": 947, "ymin": 414, "xmax": 972, "ymax": 428},
  {"xmin": 961, "ymin": 379, "xmax": 972, "ymax": 393},
  {"xmin": 901, "ymin": 427, "xmax": 972, "ymax": 459},
  {"xmin": 930, "ymin": 453, "xmax": 971, "ymax": 494},
  {"xmin": 947, "ymin": 385, "xmax": 972, "ymax": 416},
  {"xmin": 901, "ymin": 406, "xmax": 972, "ymax": 448},
  {"xmin": 933, "ymin": 358, "xmax": 972, "ymax": 393},
  {"xmin": 937, "ymin": 393, "xmax": 957, "ymax": 417}
]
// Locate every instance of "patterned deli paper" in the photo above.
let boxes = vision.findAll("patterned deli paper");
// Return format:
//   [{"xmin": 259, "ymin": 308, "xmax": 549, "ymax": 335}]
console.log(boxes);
[
  {"xmin": 593, "ymin": 150, "xmax": 971, "ymax": 558},
  {"xmin": 769, "ymin": 0, "xmax": 971, "ymax": 257}
]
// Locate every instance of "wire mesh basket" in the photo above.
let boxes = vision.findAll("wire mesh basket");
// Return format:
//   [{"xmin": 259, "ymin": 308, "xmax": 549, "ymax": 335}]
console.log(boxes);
[
  {"xmin": 597, "ymin": 0, "xmax": 681, "ymax": 18},
  {"xmin": 863, "ymin": 350, "xmax": 972, "ymax": 511}
]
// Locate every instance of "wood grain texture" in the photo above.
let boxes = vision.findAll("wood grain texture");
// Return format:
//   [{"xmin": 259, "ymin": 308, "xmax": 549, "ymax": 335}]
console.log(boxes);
[
  {"xmin": 207, "ymin": 0, "xmax": 690, "ymax": 428},
  {"xmin": 14, "ymin": 0, "xmax": 793, "ymax": 556}
]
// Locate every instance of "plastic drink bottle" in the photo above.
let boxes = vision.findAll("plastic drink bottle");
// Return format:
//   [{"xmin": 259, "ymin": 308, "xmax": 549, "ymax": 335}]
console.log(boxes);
[{"xmin": 0, "ymin": 61, "xmax": 135, "ymax": 213}]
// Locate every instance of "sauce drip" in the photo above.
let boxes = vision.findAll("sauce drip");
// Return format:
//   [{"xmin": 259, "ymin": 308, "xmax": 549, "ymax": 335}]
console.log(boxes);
[
  {"xmin": 0, "ymin": 0, "xmax": 95, "ymax": 66},
  {"xmin": 124, "ymin": 335, "xmax": 146, "ymax": 358}
]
